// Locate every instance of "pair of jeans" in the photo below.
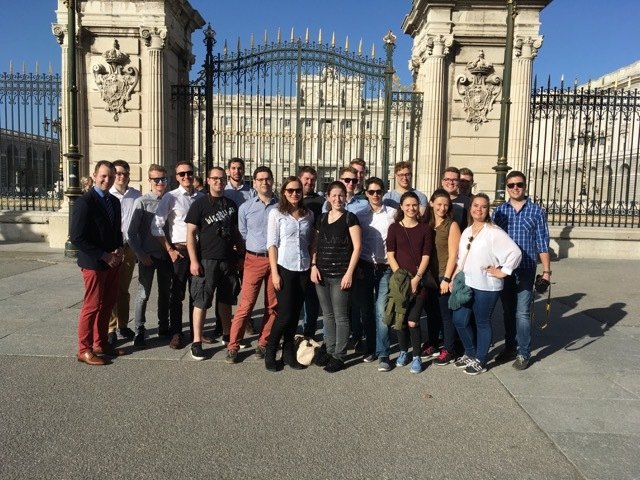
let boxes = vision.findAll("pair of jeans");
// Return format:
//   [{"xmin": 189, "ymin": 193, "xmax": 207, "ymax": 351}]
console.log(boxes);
[
  {"xmin": 396, "ymin": 290, "xmax": 426, "ymax": 357},
  {"xmin": 452, "ymin": 288, "xmax": 500, "ymax": 365},
  {"xmin": 423, "ymin": 277, "xmax": 456, "ymax": 353},
  {"xmin": 228, "ymin": 253, "xmax": 277, "ymax": 350},
  {"xmin": 316, "ymin": 276, "xmax": 351, "ymax": 361},
  {"xmin": 268, "ymin": 266, "xmax": 309, "ymax": 350},
  {"xmin": 501, "ymin": 268, "xmax": 535, "ymax": 359},
  {"xmin": 351, "ymin": 260, "xmax": 379, "ymax": 355},
  {"xmin": 373, "ymin": 266, "xmax": 391, "ymax": 358},
  {"xmin": 134, "ymin": 257, "xmax": 172, "ymax": 335},
  {"xmin": 169, "ymin": 249, "xmax": 193, "ymax": 336}
]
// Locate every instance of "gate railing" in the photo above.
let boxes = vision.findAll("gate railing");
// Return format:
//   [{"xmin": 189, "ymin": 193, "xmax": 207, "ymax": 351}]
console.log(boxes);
[
  {"xmin": 528, "ymin": 78, "xmax": 639, "ymax": 228},
  {"xmin": 172, "ymin": 27, "xmax": 421, "ymax": 189},
  {"xmin": 0, "ymin": 68, "xmax": 63, "ymax": 211}
]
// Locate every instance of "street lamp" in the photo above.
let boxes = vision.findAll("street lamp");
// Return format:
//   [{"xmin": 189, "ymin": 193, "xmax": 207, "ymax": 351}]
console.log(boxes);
[{"xmin": 569, "ymin": 128, "xmax": 602, "ymax": 197}]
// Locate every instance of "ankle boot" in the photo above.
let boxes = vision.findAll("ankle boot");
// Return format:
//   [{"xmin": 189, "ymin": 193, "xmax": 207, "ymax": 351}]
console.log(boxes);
[
  {"xmin": 282, "ymin": 342, "xmax": 305, "ymax": 370},
  {"xmin": 264, "ymin": 345, "xmax": 278, "ymax": 372}
]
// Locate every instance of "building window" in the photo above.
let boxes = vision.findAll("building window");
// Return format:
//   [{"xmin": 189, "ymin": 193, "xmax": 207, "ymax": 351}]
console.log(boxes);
[
  {"xmin": 304, "ymin": 119, "xmax": 312, "ymax": 128},
  {"xmin": 224, "ymin": 116, "xmax": 232, "ymax": 127},
  {"xmin": 344, "ymin": 120, "xmax": 352, "ymax": 129},
  {"xmin": 365, "ymin": 121, "xmax": 371, "ymax": 129},
  {"xmin": 244, "ymin": 117, "xmax": 252, "ymax": 128},
  {"xmin": 264, "ymin": 117, "xmax": 272, "ymax": 127},
  {"xmin": 283, "ymin": 118, "xmax": 291, "ymax": 128}
]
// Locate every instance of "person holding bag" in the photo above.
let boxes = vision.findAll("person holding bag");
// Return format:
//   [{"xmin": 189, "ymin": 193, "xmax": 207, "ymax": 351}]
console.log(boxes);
[
  {"xmin": 386, "ymin": 192, "xmax": 432, "ymax": 374},
  {"xmin": 450, "ymin": 193, "xmax": 522, "ymax": 375}
]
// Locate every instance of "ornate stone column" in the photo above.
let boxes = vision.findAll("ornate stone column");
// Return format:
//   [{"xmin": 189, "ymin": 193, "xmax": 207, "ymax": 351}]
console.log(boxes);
[
  {"xmin": 413, "ymin": 34, "xmax": 453, "ymax": 193},
  {"xmin": 509, "ymin": 35, "xmax": 543, "ymax": 173},
  {"xmin": 140, "ymin": 27, "xmax": 168, "ymax": 168}
]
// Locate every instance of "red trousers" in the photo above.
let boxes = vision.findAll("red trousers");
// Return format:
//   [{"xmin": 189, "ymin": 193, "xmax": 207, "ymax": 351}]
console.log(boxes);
[
  {"xmin": 78, "ymin": 266, "xmax": 120, "ymax": 354},
  {"xmin": 228, "ymin": 253, "xmax": 277, "ymax": 350}
]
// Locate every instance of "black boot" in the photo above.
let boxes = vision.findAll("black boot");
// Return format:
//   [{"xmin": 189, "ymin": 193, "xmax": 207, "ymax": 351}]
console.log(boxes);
[
  {"xmin": 314, "ymin": 343, "xmax": 330, "ymax": 367},
  {"xmin": 282, "ymin": 342, "xmax": 305, "ymax": 370},
  {"xmin": 264, "ymin": 345, "xmax": 278, "ymax": 372}
]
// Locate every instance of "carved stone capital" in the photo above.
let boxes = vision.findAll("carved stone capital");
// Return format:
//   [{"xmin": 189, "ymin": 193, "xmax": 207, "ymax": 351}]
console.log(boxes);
[
  {"xmin": 456, "ymin": 50, "xmax": 502, "ymax": 130},
  {"xmin": 140, "ymin": 26, "xmax": 168, "ymax": 49},
  {"xmin": 52, "ymin": 24, "xmax": 66, "ymax": 45},
  {"xmin": 514, "ymin": 35, "xmax": 543, "ymax": 59},
  {"xmin": 425, "ymin": 34, "xmax": 454, "ymax": 59}
]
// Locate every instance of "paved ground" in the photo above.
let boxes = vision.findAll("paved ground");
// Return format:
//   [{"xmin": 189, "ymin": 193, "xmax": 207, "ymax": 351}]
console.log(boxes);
[{"xmin": 0, "ymin": 242, "xmax": 638, "ymax": 479}]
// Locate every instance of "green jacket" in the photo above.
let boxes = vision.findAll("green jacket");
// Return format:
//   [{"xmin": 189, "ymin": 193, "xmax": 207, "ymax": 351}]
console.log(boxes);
[{"xmin": 384, "ymin": 268, "xmax": 412, "ymax": 330}]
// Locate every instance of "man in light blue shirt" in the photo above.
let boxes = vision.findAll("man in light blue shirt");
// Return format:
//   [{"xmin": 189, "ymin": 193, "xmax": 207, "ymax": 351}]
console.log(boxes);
[{"xmin": 382, "ymin": 161, "xmax": 427, "ymax": 217}]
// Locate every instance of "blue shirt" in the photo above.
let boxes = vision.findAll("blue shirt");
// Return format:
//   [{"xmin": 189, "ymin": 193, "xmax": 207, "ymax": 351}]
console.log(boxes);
[
  {"xmin": 238, "ymin": 195, "xmax": 278, "ymax": 253},
  {"xmin": 224, "ymin": 182, "xmax": 255, "ymax": 207},
  {"xmin": 492, "ymin": 198, "xmax": 549, "ymax": 270},
  {"xmin": 382, "ymin": 188, "xmax": 428, "ymax": 209},
  {"xmin": 321, "ymin": 195, "xmax": 369, "ymax": 215}
]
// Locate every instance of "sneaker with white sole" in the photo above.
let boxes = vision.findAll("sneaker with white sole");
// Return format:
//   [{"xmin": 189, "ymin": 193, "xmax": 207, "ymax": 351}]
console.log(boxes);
[
  {"xmin": 464, "ymin": 359, "xmax": 487, "ymax": 376},
  {"xmin": 434, "ymin": 349, "xmax": 454, "ymax": 366},
  {"xmin": 395, "ymin": 351, "xmax": 410, "ymax": 367},
  {"xmin": 409, "ymin": 356, "xmax": 423, "ymax": 374},
  {"xmin": 454, "ymin": 354, "xmax": 473, "ymax": 369},
  {"xmin": 190, "ymin": 342, "xmax": 205, "ymax": 361},
  {"xmin": 512, "ymin": 355, "xmax": 530, "ymax": 370},
  {"xmin": 378, "ymin": 357, "xmax": 391, "ymax": 372}
]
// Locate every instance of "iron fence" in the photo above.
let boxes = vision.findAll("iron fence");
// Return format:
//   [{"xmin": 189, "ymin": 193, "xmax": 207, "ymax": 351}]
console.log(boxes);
[
  {"xmin": 528, "ymin": 78, "xmax": 639, "ymax": 228},
  {"xmin": 172, "ymin": 27, "xmax": 422, "ymax": 189},
  {"xmin": 0, "ymin": 69, "xmax": 63, "ymax": 211}
]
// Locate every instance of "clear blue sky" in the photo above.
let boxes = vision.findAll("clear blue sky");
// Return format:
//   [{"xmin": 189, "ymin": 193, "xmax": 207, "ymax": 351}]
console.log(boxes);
[{"xmin": 1, "ymin": 0, "xmax": 639, "ymax": 87}]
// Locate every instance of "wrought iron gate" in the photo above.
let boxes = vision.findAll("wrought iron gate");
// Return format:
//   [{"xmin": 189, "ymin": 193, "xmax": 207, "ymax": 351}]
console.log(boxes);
[
  {"xmin": 172, "ymin": 26, "xmax": 422, "ymax": 188},
  {"xmin": 528, "ymin": 78, "xmax": 639, "ymax": 228},
  {"xmin": 0, "ymin": 67, "xmax": 63, "ymax": 211}
]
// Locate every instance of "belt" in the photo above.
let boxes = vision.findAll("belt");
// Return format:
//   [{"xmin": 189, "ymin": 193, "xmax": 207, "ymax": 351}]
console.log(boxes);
[
  {"xmin": 246, "ymin": 250, "xmax": 268, "ymax": 258},
  {"xmin": 173, "ymin": 242, "xmax": 188, "ymax": 250}
]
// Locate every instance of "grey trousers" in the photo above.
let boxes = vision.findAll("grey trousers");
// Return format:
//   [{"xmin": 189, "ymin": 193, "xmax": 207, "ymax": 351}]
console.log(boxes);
[{"xmin": 316, "ymin": 276, "xmax": 350, "ymax": 361}]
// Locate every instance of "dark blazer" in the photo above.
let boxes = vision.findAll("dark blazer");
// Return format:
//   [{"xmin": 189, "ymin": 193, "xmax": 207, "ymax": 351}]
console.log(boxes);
[{"xmin": 70, "ymin": 188, "xmax": 123, "ymax": 270}]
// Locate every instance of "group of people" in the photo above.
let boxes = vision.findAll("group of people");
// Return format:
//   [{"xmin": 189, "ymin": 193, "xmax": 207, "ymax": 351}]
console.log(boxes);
[{"xmin": 71, "ymin": 156, "xmax": 551, "ymax": 376}]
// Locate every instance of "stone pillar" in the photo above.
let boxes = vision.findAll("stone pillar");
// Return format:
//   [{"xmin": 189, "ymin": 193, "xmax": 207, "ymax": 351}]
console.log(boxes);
[
  {"xmin": 413, "ymin": 34, "xmax": 454, "ymax": 193},
  {"xmin": 140, "ymin": 27, "xmax": 168, "ymax": 168},
  {"xmin": 403, "ymin": 0, "xmax": 551, "ymax": 197},
  {"xmin": 509, "ymin": 35, "xmax": 543, "ymax": 173}
]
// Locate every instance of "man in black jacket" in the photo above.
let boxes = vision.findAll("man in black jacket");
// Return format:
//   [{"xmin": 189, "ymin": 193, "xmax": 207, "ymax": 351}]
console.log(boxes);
[{"xmin": 70, "ymin": 160, "xmax": 126, "ymax": 365}]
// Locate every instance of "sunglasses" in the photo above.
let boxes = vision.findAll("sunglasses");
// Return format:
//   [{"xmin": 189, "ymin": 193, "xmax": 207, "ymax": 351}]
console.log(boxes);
[
  {"xmin": 285, "ymin": 188, "xmax": 302, "ymax": 194},
  {"xmin": 177, "ymin": 171, "xmax": 194, "ymax": 178},
  {"xmin": 507, "ymin": 182, "xmax": 525, "ymax": 189},
  {"xmin": 149, "ymin": 177, "xmax": 168, "ymax": 184},
  {"xmin": 367, "ymin": 189, "xmax": 383, "ymax": 196},
  {"xmin": 341, "ymin": 178, "xmax": 357, "ymax": 184}
]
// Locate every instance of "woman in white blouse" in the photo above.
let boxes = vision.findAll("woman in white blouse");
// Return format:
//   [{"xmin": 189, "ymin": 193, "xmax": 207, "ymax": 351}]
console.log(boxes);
[
  {"xmin": 266, "ymin": 176, "xmax": 315, "ymax": 371},
  {"xmin": 451, "ymin": 193, "xmax": 522, "ymax": 375}
]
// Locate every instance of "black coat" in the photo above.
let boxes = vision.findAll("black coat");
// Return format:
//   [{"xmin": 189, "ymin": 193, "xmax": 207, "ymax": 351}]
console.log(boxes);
[{"xmin": 70, "ymin": 188, "xmax": 123, "ymax": 270}]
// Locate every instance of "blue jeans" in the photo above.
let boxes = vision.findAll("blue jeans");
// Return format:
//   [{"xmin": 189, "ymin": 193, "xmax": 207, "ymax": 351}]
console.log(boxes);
[
  {"xmin": 374, "ymin": 266, "xmax": 391, "ymax": 358},
  {"xmin": 302, "ymin": 279, "xmax": 320, "ymax": 337},
  {"xmin": 351, "ymin": 260, "xmax": 382, "ymax": 355},
  {"xmin": 452, "ymin": 288, "xmax": 500, "ymax": 365},
  {"xmin": 316, "ymin": 277, "xmax": 351, "ymax": 361},
  {"xmin": 134, "ymin": 257, "xmax": 172, "ymax": 334},
  {"xmin": 501, "ymin": 268, "xmax": 535, "ymax": 359}
]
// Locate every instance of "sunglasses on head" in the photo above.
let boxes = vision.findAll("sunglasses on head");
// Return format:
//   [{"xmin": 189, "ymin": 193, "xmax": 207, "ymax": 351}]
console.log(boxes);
[
  {"xmin": 285, "ymin": 188, "xmax": 302, "ymax": 194},
  {"xmin": 149, "ymin": 177, "xmax": 168, "ymax": 184},
  {"xmin": 341, "ymin": 177, "xmax": 357, "ymax": 184},
  {"xmin": 177, "ymin": 170, "xmax": 194, "ymax": 178},
  {"xmin": 507, "ymin": 182, "xmax": 525, "ymax": 189},
  {"xmin": 367, "ymin": 189, "xmax": 383, "ymax": 196}
]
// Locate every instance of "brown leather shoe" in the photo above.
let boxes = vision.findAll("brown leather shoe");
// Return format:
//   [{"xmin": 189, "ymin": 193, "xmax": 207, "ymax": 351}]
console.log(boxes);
[
  {"xmin": 93, "ymin": 345, "xmax": 127, "ymax": 357},
  {"xmin": 169, "ymin": 333, "xmax": 182, "ymax": 349},
  {"xmin": 76, "ymin": 351, "xmax": 107, "ymax": 366}
]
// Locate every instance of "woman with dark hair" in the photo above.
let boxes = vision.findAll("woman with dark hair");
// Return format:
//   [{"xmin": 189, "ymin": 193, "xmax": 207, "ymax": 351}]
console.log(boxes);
[
  {"xmin": 423, "ymin": 188, "xmax": 461, "ymax": 365},
  {"xmin": 451, "ymin": 193, "xmax": 521, "ymax": 375},
  {"xmin": 386, "ymin": 191, "xmax": 432, "ymax": 374},
  {"xmin": 265, "ymin": 176, "xmax": 315, "ymax": 371},
  {"xmin": 311, "ymin": 181, "xmax": 361, "ymax": 372}
]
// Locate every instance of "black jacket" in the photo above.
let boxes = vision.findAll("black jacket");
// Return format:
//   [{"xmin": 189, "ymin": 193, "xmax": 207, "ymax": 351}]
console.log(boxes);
[{"xmin": 70, "ymin": 188, "xmax": 123, "ymax": 270}]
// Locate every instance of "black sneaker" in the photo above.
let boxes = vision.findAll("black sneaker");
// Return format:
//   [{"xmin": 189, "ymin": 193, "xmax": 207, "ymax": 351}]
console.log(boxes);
[
  {"xmin": 363, "ymin": 354, "xmax": 378, "ymax": 363},
  {"xmin": 254, "ymin": 345, "xmax": 266, "ymax": 359},
  {"xmin": 323, "ymin": 357, "xmax": 344, "ymax": 373},
  {"xmin": 221, "ymin": 334, "xmax": 230, "ymax": 345},
  {"xmin": 434, "ymin": 349, "xmax": 454, "ymax": 366},
  {"xmin": 190, "ymin": 342, "xmax": 205, "ymax": 361},
  {"xmin": 512, "ymin": 355, "xmax": 530, "ymax": 370},
  {"xmin": 464, "ymin": 359, "xmax": 487, "ymax": 376},
  {"xmin": 495, "ymin": 348, "xmax": 517, "ymax": 363},
  {"xmin": 107, "ymin": 331, "xmax": 118, "ymax": 345},
  {"xmin": 225, "ymin": 349, "xmax": 238, "ymax": 364},
  {"xmin": 133, "ymin": 334, "xmax": 146, "ymax": 348},
  {"xmin": 118, "ymin": 327, "xmax": 135, "ymax": 339}
]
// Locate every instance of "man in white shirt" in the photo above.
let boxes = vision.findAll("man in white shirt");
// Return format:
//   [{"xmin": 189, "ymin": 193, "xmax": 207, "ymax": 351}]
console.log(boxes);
[
  {"xmin": 153, "ymin": 161, "xmax": 204, "ymax": 349},
  {"xmin": 107, "ymin": 159, "xmax": 141, "ymax": 344}
]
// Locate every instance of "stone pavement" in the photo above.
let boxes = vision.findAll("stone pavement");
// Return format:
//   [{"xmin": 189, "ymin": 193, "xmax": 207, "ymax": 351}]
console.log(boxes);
[{"xmin": 0, "ymin": 242, "xmax": 638, "ymax": 479}]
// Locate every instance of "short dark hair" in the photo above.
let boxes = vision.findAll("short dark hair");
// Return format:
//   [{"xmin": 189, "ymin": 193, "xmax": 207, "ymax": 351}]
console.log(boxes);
[
  {"xmin": 394, "ymin": 161, "xmax": 412, "ymax": 174},
  {"xmin": 365, "ymin": 177, "xmax": 384, "ymax": 191},
  {"xmin": 208, "ymin": 166, "xmax": 226, "ymax": 177},
  {"xmin": 148, "ymin": 164, "xmax": 167, "ymax": 175},
  {"xmin": 459, "ymin": 167, "xmax": 474, "ymax": 178},
  {"xmin": 298, "ymin": 165, "xmax": 317, "ymax": 177},
  {"xmin": 506, "ymin": 170, "xmax": 526, "ymax": 183},
  {"xmin": 112, "ymin": 159, "xmax": 130, "ymax": 171},
  {"xmin": 175, "ymin": 160, "xmax": 194, "ymax": 171},
  {"xmin": 442, "ymin": 166, "xmax": 460, "ymax": 179},
  {"xmin": 339, "ymin": 166, "xmax": 357, "ymax": 178},
  {"xmin": 350, "ymin": 158, "xmax": 366, "ymax": 168},
  {"xmin": 227, "ymin": 157, "xmax": 245, "ymax": 169},
  {"xmin": 253, "ymin": 166, "xmax": 273, "ymax": 179},
  {"xmin": 94, "ymin": 160, "xmax": 114, "ymax": 173}
]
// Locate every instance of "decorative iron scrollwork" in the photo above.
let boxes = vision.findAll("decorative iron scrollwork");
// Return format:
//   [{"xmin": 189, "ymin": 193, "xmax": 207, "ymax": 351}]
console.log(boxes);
[
  {"xmin": 456, "ymin": 50, "xmax": 501, "ymax": 130},
  {"xmin": 92, "ymin": 40, "xmax": 139, "ymax": 121}
]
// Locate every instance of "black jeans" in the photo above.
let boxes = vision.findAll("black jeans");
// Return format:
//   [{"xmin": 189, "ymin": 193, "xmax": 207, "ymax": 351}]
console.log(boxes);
[
  {"xmin": 169, "ymin": 249, "xmax": 193, "ymax": 337},
  {"xmin": 268, "ymin": 266, "xmax": 309, "ymax": 349}
]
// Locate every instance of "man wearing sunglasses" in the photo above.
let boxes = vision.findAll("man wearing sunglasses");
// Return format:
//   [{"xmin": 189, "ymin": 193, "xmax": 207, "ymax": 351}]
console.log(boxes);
[
  {"xmin": 128, "ymin": 164, "xmax": 172, "ymax": 348},
  {"xmin": 323, "ymin": 166, "xmax": 368, "ymax": 215},
  {"xmin": 493, "ymin": 170, "xmax": 551, "ymax": 371},
  {"xmin": 107, "ymin": 160, "xmax": 141, "ymax": 345},
  {"xmin": 153, "ymin": 161, "xmax": 203, "ymax": 350}
]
